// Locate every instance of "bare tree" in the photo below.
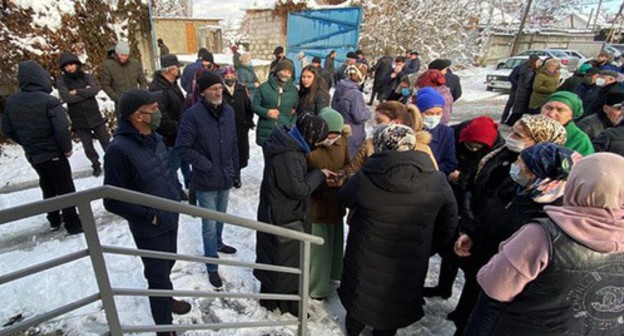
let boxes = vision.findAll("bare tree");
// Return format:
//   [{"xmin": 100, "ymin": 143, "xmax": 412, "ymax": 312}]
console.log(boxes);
[{"xmin": 153, "ymin": 0, "xmax": 192, "ymax": 17}]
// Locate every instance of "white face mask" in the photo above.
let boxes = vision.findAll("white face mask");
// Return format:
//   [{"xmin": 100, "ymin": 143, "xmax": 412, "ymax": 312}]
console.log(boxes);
[
  {"xmin": 595, "ymin": 78, "xmax": 606, "ymax": 87},
  {"xmin": 509, "ymin": 163, "xmax": 532, "ymax": 187},
  {"xmin": 505, "ymin": 135, "xmax": 526, "ymax": 153},
  {"xmin": 423, "ymin": 115, "xmax": 442, "ymax": 130}
]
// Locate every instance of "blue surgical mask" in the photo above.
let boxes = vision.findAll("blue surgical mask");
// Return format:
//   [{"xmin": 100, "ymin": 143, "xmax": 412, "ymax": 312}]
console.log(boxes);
[
  {"xmin": 510, "ymin": 163, "xmax": 531, "ymax": 187},
  {"xmin": 401, "ymin": 88, "xmax": 412, "ymax": 97},
  {"xmin": 423, "ymin": 115, "xmax": 442, "ymax": 130}
]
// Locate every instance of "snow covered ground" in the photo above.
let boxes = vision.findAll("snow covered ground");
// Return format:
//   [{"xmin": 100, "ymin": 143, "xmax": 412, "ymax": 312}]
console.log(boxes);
[{"xmin": 0, "ymin": 68, "xmax": 506, "ymax": 335}]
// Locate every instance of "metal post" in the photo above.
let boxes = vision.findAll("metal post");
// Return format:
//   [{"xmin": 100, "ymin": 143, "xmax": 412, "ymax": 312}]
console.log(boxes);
[
  {"xmin": 510, "ymin": 0, "xmax": 533, "ymax": 57},
  {"xmin": 77, "ymin": 202, "xmax": 123, "ymax": 336},
  {"xmin": 297, "ymin": 241, "xmax": 311, "ymax": 336},
  {"xmin": 147, "ymin": 0, "xmax": 160, "ymax": 70}
]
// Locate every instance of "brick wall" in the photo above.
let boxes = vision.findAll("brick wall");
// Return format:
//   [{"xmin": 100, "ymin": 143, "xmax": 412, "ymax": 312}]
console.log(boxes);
[{"xmin": 243, "ymin": 10, "xmax": 287, "ymax": 62}]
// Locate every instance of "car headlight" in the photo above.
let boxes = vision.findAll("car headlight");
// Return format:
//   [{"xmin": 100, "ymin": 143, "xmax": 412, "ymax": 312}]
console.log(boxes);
[{"xmin": 486, "ymin": 75, "xmax": 494, "ymax": 81}]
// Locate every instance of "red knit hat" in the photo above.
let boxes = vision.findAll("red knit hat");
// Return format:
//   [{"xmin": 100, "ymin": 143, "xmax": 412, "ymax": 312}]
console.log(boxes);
[{"xmin": 459, "ymin": 116, "xmax": 498, "ymax": 148}]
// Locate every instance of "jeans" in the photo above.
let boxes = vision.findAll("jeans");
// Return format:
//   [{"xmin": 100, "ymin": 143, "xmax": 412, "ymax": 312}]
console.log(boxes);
[{"xmin": 196, "ymin": 189, "xmax": 229, "ymax": 273}]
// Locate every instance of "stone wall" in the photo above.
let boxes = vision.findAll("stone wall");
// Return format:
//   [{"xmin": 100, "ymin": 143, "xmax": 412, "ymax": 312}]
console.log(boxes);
[{"xmin": 243, "ymin": 9, "xmax": 287, "ymax": 62}]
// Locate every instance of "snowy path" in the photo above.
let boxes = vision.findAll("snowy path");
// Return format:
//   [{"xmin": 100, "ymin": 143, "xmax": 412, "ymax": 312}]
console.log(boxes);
[{"xmin": 0, "ymin": 68, "xmax": 506, "ymax": 335}]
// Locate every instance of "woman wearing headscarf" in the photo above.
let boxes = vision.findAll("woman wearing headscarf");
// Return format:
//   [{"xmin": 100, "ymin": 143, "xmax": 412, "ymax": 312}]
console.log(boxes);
[
  {"xmin": 416, "ymin": 69, "xmax": 454, "ymax": 125},
  {"xmin": 222, "ymin": 66, "xmax": 254, "ymax": 175},
  {"xmin": 344, "ymin": 101, "xmax": 437, "ymax": 175},
  {"xmin": 297, "ymin": 65, "xmax": 330, "ymax": 116},
  {"xmin": 449, "ymin": 114, "xmax": 567, "ymax": 335},
  {"xmin": 424, "ymin": 116, "xmax": 504, "ymax": 299},
  {"xmin": 255, "ymin": 114, "xmax": 334, "ymax": 316},
  {"xmin": 236, "ymin": 53, "xmax": 260, "ymax": 101},
  {"xmin": 339, "ymin": 124, "xmax": 457, "ymax": 336},
  {"xmin": 529, "ymin": 58, "xmax": 560, "ymax": 114},
  {"xmin": 541, "ymin": 91, "xmax": 595, "ymax": 156},
  {"xmin": 465, "ymin": 153, "xmax": 624, "ymax": 336}
]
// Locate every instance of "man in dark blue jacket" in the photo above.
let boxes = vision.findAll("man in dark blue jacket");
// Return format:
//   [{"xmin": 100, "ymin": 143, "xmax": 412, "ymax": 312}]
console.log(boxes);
[
  {"xmin": 176, "ymin": 71, "xmax": 239, "ymax": 290},
  {"xmin": 180, "ymin": 48, "xmax": 213, "ymax": 94},
  {"xmin": 103, "ymin": 89, "xmax": 190, "ymax": 333},
  {"xmin": 2, "ymin": 60, "xmax": 82, "ymax": 234}
]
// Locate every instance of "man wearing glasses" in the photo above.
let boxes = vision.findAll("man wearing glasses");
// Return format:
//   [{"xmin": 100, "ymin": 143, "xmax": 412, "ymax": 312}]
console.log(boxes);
[
  {"xmin": 176, "ymin": 71, "xmax": 239, "ymax": 290},
  {"xmin": 103, "ymin": 89, "xmax": 191, "ymax": 335}
]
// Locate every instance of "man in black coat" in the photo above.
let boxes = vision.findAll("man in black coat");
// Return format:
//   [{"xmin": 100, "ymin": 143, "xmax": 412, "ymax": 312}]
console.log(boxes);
[
  {"xmin": 104, "ymin": 89, "xmax": 190, "ymax": 334},
  {"xmin": 269, "ymin": 46, "xmax": 295, "ymax": 76},
  {"xmin": 585, "ymin": 70, "xmax": 621, "ymax": 118},
  {"xmin": 573, "ymin": 67, "xmax": 600, "ymax": 120},
  {"xmin": 368, "ymin": 49, "xmax": 394, "ymax": 105},
  {"xmin": 312, "ymin": 56, "xmax": 333, "ymax": 90},
  {"xmin": 2, "ymin": 61, "xmax": 83, "ymax": 234},
  {"xmin": 148, "ymin": 54, "xmax": 187, "ymax": 199},
  {"xmin": 222, "ymin": 66, "xmax": 254, "ymax": 172},
  {"xmin": 578, "ymin": 90, "xmax": 624, "ymax": 141},
  {"xmin": 56, "ymin": 53, "xmax": 110, "ymax": 177},
  {"xmin": 380, "ymin": 56, "xmax": 406, "ymax": 104},
  {"xmin": 255, "ymin": 114, "xmax": 333, "ymax": 317},
  {"xmin": 403, "ymin": 50, "xmax": 421, "ymax": 75}
]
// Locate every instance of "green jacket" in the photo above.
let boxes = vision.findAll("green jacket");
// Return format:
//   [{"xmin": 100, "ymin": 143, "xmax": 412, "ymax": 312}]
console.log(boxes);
[
  {"xmin": 529, "ymin": 69, "xmax": 560, "ymax": 109},
  {"xmin": 99, "ymin": 56, "xmax": 148, "ymax": 102},
  {"xmin": 237, "ymin": 65, "xmax": 259, "ymax": 96},
  {"xmin": 252, "ymin": 76, "xmax": 299, "ymax": 146},
  {"xmin": 565, "ymin": 121, "xmax": 595, "ymax": 156}
]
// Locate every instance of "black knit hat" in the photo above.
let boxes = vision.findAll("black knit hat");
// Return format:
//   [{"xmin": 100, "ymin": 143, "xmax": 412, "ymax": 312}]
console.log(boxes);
[
  {"xmin": 119, "ymin": 89, "xmax": 160, "ymax": 119},
  {"xmin": 428, "ymin": 59, "xmax": 452, "ymax": 71},
  {"xmin": 312, "ymin": 56, "xmax": 322, "ymax": 64},
  {"xmin": 197, "ymin": 47, "xmax": 209, "ymax": 59},
  {"xmin": 605, "ymin": 90, "xmax": 624, "ymax": 106},
  {"xmin": 201, "ymin": 51, "xmax": 214, "ymax": 63},
  {"xmin": 296, "ymin": 113, "xmax": 328, "ymax": 148},
  {"xmin": 346, "ymin": 51, "xmax": 358, "ymax": 59},
  {"xmin": 197, "ymin": 71, "xmax": 223, "ymax": 92},
  {"xmin": 275, "ymin": 60, "xmax": 294, "ymax": 73}
]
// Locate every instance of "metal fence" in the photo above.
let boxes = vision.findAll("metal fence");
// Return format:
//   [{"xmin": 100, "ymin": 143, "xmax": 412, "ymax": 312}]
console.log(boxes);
[{"xmin": 0, "ymin": 186, "xmax": 324, "ymax": 336}]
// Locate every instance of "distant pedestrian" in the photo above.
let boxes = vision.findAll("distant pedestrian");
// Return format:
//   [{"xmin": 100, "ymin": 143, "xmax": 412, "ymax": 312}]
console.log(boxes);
[
  {"xmin": 180, "ymin": 48, "xmax": 215, "ymax": 94},
  {"xmin": 236, "ymin": 53, "xmax": 260, "ymax": 101},
  {"xmin": 222, "ymin": 66, "xmax": 254, "ymax": 172},
  {"xmin": 2, "ymin": 60, "xmax": 83, "ymax": 235},
  {"xmin": 157, "ymin": 38, "xmax": 170, "ymax": 56},
  {"xmin": 508, "ymin": 55, "xmax": 541, "ymax": 125},
  {"xmin": 231, "ymin": 45, "xmax": 241, "ymax": 70},
  {"xmin": 368, "ymin": 48, "xmax": 394, "ymax": 105},
  {"xmin": 269, "ymin": 46, "xmax": 294, "ymax": 76},
  {"xmin": 404, "ymin": 50, "xmax": 421, "ymax": 75},
  {"xmin": 104, "ymin": 89, "xmax": 191, "ymax": 333},
  {"xmin": 528, "ymin": 58, "xmax": 560, "ymax": 114},
  {"xmin": 99, "ymin": 41, "xmax": 149, "ymax": 105},
  {"xmin": 324, "ymin": 50, "xmax": 337, "ymax": 81},
  {"xmin": 56, "ymin": 52, "xmax": 109, "ymax": 177},
  {"xmin": 429, "ymin": 59, "xmax": 462, "ymax": 102}
]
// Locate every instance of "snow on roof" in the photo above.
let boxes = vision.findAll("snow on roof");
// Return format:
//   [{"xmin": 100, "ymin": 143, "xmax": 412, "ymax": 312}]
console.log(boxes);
[
  {"xmin": 12, "ymin": 0, "xmax": 77, "ymax": 32},
  {"xmin": 479, "ymin": 2, "xmax": 520, "ymax": 25},
  {"xmin": 154, "ymin": 16, "xmax": 222, "ymax": 22},
  {"xmin": 244, "ymin": 0, "xmax": 353, "ymax": 11}
]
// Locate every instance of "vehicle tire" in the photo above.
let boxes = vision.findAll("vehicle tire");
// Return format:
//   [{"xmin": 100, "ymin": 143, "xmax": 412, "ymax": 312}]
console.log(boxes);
[{"xmin": 486, "ymin": 86, "xmax": 493, "ymax": 91}]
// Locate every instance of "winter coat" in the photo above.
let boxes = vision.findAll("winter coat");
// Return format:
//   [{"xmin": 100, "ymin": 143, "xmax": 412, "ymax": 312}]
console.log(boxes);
[
  {"xmin": 319, "ymin": 67, "xmax": 333, "ymax": 90},
  {"xmin": 404, "ymin": 58, "xmax": 420, "ymax": 75},
  {"xmin": 433, "ymin": 85, "xmax": 454, "ymax": 125},
  {"xmin": 556, "ymin": 74, "xmax": 583, "ymax": 92},
  {"xmin": 99, "ymin": 54, "xmax": 148, "ymax": 102},
  {"xmin": 236, "ymin": 65, "xmax": 259, "ymax": 98},
  {"xmin": 181, "ymin": 60, "xmax": 203, "ymax": 94},
  {"xmin": 574, "ymin": 82, "xmax": 599, "ymax": 118},
  {"xmin": 175, "ymin": 100, "xmax": 239, "ymax": 191},
  {"xmin": 338, "ymin": 150, "xmax": 457, "ymax": 330},
  {"xmin": 593, "ymin": 123, "xmax": 624, "ymax": 156},
  {"xmin": 512, "ymin": 64, "xmax": 537, "ymax": 115},
  {"xmin": 331, "ymin": 79, "xmax": 371, "ymax": 156},
  {"xmin": 586, "ymin": 82, "xmax": 621, "ymax": 118},
  {"xmin": 252, "ymin": 76, "xmax": 299, "ymax": 146},
  {"xmin": 324, "ymin": 56, "xmax": 335, "ymax": 74},
  {"xmin": 223, "ymin": 82, "xmax": 254, "ymax": 169},
  {"xmin": 2, "ymin": 61, "xmax": 72, "ymax": 166},
  {"xmin": 254, "ymin": 126, "xmax": 326, "ymax": 296},
  {"xmin": 56, "ymin": 57, "xmax": 103, "ymax": 130},
  {"xmin": 529, "ymin": 68, "xmax": 560, "ymax": 110},
  {"xmin": 296, "ymin": 89, "xmax": 330, "ymax": 116},
  {"xmin": 564, "ymin": 122, "xmax": 595, "ymax": 156},
  {"xmin": 103, "ymin": 118, "xmax": 180, "ymax": 238},
  {"xmin": 158, "ymin": 43, "xmax": 170, "ymax": 56},
  {"xmin": 148, "ymin": 73, "xmax": 185, "ymax": 147},
  {"xmin": 371, "ymin": 56, "xmax": 394, "ymax": 91},
  {"xmin": 428, "ymin": 124, "xmax": 458, "ymax": 175},
  {"xmin": 445, "ymin": 70, "xmax": 462, "ymax": 102},
  {"xmin": 306, "ymin": 132, "xmax": 351, "ymax": 224},
  {"xmin": 577, "ymin": 112, "xmax": 612, "ymax": 141},
  {"xmin": 381, "ymin": 69, "xmax": 406, "ymax": 99},
  {"xmin": 508, "ymin": 64, "xmax": 522, "ymax": 90}
]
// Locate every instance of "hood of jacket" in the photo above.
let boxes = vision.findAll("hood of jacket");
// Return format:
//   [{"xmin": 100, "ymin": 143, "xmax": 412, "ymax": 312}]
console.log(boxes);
[
  {"xmin": 363, "ymin": 150, "xmax": 438, "ymax": 194},
  {"xmin": 263, "ymin": 125, "xmax": 301, "ymax": 159},
  {"xmin": 18, "ymin": 60, "xmax": 52, "ymax": 93},
  {"xmin": 59, "ymin": 53, "xmax": 81, "ymax": 70}
]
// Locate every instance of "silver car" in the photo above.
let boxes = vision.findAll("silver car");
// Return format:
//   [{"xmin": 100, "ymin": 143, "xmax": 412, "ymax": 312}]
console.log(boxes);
[
  {"xmin": 487, "ymin": 56, "xmax": 571, "ymax": 91},
  {"xmin": 497, "ymin": 49, "xmax": 579, "ymax": 72}
]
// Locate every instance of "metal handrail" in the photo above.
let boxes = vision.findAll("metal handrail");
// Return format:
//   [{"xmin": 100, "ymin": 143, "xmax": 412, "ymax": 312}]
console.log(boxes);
[{"xmin": 0, "ymin": 185, "xmax": 323, "ymax": 336}]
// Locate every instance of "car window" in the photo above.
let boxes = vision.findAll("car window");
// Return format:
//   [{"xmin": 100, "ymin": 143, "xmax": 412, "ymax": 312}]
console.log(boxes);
[
  {"xmin": 511, "ymin": 59, "xmax": 524, "ymax": 68},
  {"xmin": 517, "ymin": 51, "xmax": 531, "ymax": 56},
  {"xmin": 549, "ymin": 50, "xmax": 568, "ymax": 57}
]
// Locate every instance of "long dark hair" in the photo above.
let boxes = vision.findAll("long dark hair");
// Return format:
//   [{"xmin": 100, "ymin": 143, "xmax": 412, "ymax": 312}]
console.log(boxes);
[{"xmin": 299, "ymin": 65, "xmax": 328, "ymax": 108}]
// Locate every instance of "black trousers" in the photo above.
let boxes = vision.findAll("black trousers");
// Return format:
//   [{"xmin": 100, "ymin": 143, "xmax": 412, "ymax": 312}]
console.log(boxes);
[
  {"xmin": 345, "ymin": 314, "xmax": 397, "ymax": 336},
  {"xmin": 75, "ymin": 124, "xmax": 110, "ymax": 169},
  {"xmin": 500, "ymin": 89, "xmax": 516, "ymax": 124},
  {"xmin": 33, "ymin": 156, "xmax": 80, "ymax": 230},
  {"xmin": 133, "ymin": 228, "xmax": 178, "ymax": 325},
  {"xmin": 452, "ymin": 261, "xmax": 481, "ymax": 336}
]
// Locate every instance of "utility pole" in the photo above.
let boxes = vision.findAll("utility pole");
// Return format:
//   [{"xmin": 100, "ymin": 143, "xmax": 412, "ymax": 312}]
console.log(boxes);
[
  {"xmin": 606, "ymin": 0, "xmax": 624, "ymax": 42},
  {"xmin": 594, "ymin": 0, "xmax": 603, "ymax": 30},
  {"xmin": 510, "ymin": 0, "xmax": 533, "ymax": 57}
]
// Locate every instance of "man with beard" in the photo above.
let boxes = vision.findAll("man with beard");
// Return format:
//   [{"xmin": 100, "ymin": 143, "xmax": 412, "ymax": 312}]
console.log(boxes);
[
  {"xmin": 56, "ymin": 53, "xmax": 110, "ymax": 177},
  {"xmin": 99, "ymin": 41, "xmax": 149, "ymax": 106},
  {"xmin": 176, "ymin": 71, "xmax": 239, "ymax": 290}
]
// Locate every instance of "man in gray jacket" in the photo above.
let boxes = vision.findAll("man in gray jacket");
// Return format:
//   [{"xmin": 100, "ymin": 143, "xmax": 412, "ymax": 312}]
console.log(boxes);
[{"xmin": 99, "ymin": 41, "xmax": 149, "ymax": 106}]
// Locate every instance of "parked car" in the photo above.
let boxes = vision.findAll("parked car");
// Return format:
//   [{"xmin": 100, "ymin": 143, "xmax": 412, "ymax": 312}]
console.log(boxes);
[
  {"xmin": 604, "ymin": 44, "xmax": 624, "ymax": 59},
  {"xmin": 487, "ymin": 56, "xmax": 571, "ymax": 91},
  {"xmin": 496, "ymin": 49, "xmax": 579, "ymax": 72},
  {"xmin": 551, "ymin": 49, "xmax": 588, "ymax": 69}
]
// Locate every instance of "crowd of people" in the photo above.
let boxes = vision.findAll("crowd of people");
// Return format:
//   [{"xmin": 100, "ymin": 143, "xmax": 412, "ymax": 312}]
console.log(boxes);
[{"xmin": 1, "ymin": 39, "xmax": 623, "ymax": 336}]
